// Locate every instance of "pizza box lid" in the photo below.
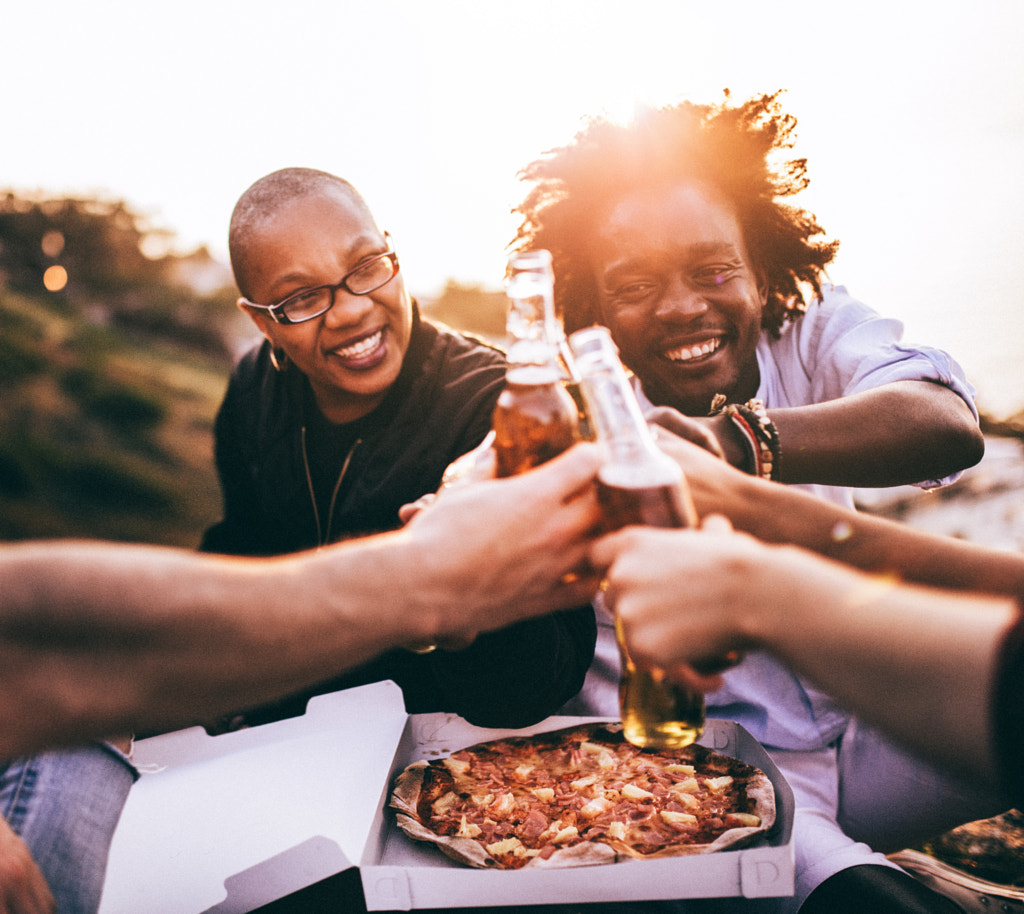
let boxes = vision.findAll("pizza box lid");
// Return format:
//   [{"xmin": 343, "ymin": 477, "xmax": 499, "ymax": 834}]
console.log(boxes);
[{"xmin": 98, "ymin": 680, "xmax": 794, "ymax": 913}]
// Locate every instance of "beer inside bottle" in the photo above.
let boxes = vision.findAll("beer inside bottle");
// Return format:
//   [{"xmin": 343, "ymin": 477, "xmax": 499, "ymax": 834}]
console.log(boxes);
[
  {"xmin": 493, "ymin": 365, "xmax": 581, "ymax": 478},
  {"xmin": 597, "ymin": 462, "xmax": 705, "ymax": 750},
  {"xmin": 615, "ymin": 616, "xmax": 705, "ymax": 751},
  {"xmin": 493, "ymin": 250, "xmax": 580, "ymax": 478},
  {"xmin": 596, "ymin": 461, "xmax": 698, "ymax": 530}
]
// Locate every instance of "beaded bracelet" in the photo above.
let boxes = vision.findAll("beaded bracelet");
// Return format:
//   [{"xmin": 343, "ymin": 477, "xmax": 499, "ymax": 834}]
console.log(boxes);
[{"xmin": 712, "ymin": 397, "xmax": 781, "ymax": 482}]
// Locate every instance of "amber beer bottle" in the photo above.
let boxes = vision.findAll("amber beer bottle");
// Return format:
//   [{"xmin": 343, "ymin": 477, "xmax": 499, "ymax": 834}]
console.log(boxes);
[
  {"xmin": 492, "ymin": 250, "xmax": 581, "ymax": 478},
  {"xmin": 569, "ymin": 325, "xmax": 705, "ymax": 750}
]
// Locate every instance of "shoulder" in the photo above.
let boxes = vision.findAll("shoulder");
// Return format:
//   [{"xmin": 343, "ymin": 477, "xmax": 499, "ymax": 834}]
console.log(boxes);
[
  {"xmin": 420, "ymin": 320, "xmax": 507, "ymax": 387},
  {"xmin": 783, "ymin": 284, "xmax": 882, "ymax": 337},
  {"xmin": 428, "ymin": 320, "xmax": 507, "ymax": 363},
  {"xmin": 764, "ymin": 283, "xmax": 896, "ymax": 360},
  {"xmin": 398, "ymin": 322, "xmax": 506, "ymax": 444},
  {"xmin": 812, "ymin": 283, "xmax": 885, "ymax": 325},
  {"xmin": 218, "ymin": 338, "xmax": 301, "ymax": 430},
  {"xmin": 229, "ymin": 338, "xmax": 274, "ymax": 387}
]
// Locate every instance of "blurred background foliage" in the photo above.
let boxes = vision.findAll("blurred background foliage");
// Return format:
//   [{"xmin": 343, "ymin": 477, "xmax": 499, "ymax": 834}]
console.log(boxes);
[{"xmin": 0, "ymin": 191, "xmax": 506, "ymax": 547}]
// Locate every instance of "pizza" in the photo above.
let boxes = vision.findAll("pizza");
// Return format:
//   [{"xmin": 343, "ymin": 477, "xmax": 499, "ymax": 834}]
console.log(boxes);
[{"xmin": 390, "ymin": 722, "xmax": 775, "ymax": 870}]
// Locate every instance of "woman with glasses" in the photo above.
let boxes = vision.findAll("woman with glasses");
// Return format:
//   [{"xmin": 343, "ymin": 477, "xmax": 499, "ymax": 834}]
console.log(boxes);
[{"xmin": 198, "ymin": 167, "xmax": 596, "ymax": 731}]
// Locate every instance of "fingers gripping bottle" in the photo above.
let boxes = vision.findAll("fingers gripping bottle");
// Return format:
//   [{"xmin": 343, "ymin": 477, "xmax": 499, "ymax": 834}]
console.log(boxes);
[
  {"xmin": 492, "ymin": 250, "xmax": 582, "ymax": 477},
  {"xmin": 569, "ymin": 325, "xmax": 705, "ymax": 750}
]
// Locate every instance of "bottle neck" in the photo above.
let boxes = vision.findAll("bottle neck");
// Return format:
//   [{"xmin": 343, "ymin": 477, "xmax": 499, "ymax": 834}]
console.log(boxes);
[
  {"xmin": 571, "ymin": 329, "xmax": 681, "ymax": 484},
  {"xmin": 585, "ymin": 367, "xmax": 679, "ymax": 477},
  {"xmin": 504, "ymin": 264, "xmax": 566, "ymax": 378}
]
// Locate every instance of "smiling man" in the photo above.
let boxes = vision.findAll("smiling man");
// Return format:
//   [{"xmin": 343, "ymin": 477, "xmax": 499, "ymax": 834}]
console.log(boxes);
[
  {"xmin": 587, "ymin": 181, "xmax": 765, "ymax": 420},
  {"xmin": 512, "ymin": 94, "xmax": 996, "ymax": 914}
]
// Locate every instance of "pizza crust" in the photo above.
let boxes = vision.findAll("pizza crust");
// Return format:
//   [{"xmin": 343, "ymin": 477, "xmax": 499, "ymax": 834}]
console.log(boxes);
[{"xmin": 390, "ymin": 722, "xmax": 776, "ymax": 870}]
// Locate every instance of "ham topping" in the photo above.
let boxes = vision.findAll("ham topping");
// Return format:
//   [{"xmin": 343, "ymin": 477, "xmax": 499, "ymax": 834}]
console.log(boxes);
[{"xmin": 400, "ymin": 724, "xmax": 769, "ymax": 869}]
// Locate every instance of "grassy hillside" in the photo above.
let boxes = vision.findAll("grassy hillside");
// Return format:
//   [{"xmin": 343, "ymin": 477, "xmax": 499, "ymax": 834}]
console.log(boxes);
[{"xmin": 0, "ymin": 286, "xmax": 241, "ymax": 547}]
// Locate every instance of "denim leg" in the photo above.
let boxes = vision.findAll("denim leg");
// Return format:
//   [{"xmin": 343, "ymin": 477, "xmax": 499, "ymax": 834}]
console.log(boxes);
[
  {"xmin": 1, "ymin": 743, "xmax": 137, "ymax": 914},
  {"xmin": 836, "ymin": 717, "xmax": 1011, "ymax": 852}
]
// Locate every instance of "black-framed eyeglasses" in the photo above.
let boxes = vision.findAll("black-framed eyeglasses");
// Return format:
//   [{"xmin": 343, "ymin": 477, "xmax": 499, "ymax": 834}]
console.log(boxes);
[{"xmin": 239, "ymin": 234, "xmax": 400, "ymax": 325}]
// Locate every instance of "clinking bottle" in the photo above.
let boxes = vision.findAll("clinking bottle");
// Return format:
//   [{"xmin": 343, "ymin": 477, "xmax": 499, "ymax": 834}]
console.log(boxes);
[
  {"xmin": 492, "ymin": 250, "xmax": 582, "ymax": 478},
  {"xmin": 568, "ymin": 324, "xmax": 705, "ymax": 750}
]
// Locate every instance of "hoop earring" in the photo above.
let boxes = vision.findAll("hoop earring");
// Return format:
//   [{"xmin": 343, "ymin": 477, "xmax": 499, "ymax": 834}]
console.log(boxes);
[{"xmin": 269, "ymin": 347, "xmax": 289, "ymax": 373}]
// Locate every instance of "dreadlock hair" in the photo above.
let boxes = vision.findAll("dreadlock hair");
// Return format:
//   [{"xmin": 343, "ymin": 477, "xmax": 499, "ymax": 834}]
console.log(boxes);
[{"xmin": 511, "ymin": 91, "xmax": 839, "ymax": 337}]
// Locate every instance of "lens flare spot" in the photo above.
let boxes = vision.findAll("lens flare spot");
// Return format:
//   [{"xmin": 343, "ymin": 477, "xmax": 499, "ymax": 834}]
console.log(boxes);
[
  {"xmin": 43, "ymin": 265, "xmax": 68, "ymax": 292},
  {"xmin": 41, "ymin": 230, "xmax": 65, "ymax": 258},
  {"xmin": 830, "ymin": 520, "xmax": 854, "ymax": 542}
]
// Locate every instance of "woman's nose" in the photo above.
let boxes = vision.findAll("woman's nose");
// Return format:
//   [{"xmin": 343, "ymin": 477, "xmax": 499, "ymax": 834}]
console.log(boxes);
[{"xmin": 322, "ymin": 288, "xmax": 374, "ymax": 328}]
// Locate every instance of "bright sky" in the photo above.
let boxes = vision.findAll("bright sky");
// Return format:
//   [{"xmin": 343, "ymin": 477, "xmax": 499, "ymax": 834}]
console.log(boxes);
[{"xmin": 5, "ymin": 0, "xmax": 1024, "ymax": 413}]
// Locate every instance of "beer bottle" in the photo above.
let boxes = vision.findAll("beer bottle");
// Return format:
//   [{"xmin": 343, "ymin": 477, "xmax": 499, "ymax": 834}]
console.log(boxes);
[
  {"xmin": 492, "ymin": 250, "xmax": 581, "ymax": 478},
  {"xmin": 568, "ymin": 325, "xmax": 705, "ymax": 750}
]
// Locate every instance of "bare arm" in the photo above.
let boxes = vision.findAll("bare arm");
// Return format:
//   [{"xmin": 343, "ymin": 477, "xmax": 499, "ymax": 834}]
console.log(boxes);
[
  {"xmin": 695, "ymin": 381, "xmax": 983, "ymax": 487},
  {"xmin": 0, "ymin": 444, "xmax": 603, "ymax": 758},
  {"xmin": 649, "ymin": 417, "xmax": 1024, "ymax": 595},
  {"xmin": 591, "ymin": 520, "xmax": 1019, "ymax": 782}
]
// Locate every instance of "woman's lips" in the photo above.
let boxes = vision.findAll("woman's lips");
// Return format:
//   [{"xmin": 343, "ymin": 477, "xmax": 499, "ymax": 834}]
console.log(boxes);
[{"xmin": 330, "ymin": 327, "xmax": 387, "ymax": 368}]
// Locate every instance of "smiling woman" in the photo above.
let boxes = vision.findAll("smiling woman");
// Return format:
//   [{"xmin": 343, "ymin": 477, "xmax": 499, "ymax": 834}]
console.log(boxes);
[
  {"xmin": 197, "ymin": 165, "xmax": 598, "ymax": 739},
  {"xmin": 231, "ymin": 175, "xmax": 413, "ymax": 425}
]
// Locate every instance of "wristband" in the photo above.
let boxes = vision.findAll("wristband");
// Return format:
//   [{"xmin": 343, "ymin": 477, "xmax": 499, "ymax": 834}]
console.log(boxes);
[{"xmin": 712, "ymin": 397, "xmax": 781, "ymax": 481}]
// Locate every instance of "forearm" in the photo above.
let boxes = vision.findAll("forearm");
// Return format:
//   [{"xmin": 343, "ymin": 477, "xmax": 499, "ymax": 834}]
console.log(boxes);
[
  {"xmin": 772, "ymin": 381, "xmax": 983, "ymax": 486},
  {"xmin": 742, "ymin": 547, "xmax": 1017, "ymax": 779},
  {"xmin": 0, "ymin": 539, "xmax": 428, "ymax": 756},
  {"xmin": 0, "ymin": 445, "xmax": 604, "ymax": 756},
  {"xmin": 719, "ymin": 471, "xmax": 1024, "ymax": 594},
  {"xmin": 656, "ymin": 420, "xmax": 1024, "ymax": 593}
]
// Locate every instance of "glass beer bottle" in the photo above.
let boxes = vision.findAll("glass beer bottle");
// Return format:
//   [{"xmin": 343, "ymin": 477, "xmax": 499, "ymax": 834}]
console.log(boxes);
[
  {"xmin": 492, "ymin": 250, "xmax": 581, "ymax": 478},
  {"xmin": 569, "ymin": 325, "xmax": 705, "ymax": 750}
]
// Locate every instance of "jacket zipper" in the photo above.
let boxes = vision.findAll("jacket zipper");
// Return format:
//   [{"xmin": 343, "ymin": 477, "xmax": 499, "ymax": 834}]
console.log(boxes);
[{"xmin": 301, "ymin": 427, "xmax": 362, "ymax": 548}]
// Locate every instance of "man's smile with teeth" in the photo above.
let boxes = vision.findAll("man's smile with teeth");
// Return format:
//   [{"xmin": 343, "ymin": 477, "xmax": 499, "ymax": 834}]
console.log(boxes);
[
  {"xmin": 335, "ymin": 329, "xmax": 383, "ymax": 359},
  {"xmin": 665, "ymin": 336, "xmax": 723, "ymax": 363}
]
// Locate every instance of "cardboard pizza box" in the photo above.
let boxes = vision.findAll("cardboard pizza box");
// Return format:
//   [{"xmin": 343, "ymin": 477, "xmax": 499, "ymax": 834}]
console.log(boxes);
[{"xmin": 98, "ymin": 681, "xmax": 794, "ymax": 913}]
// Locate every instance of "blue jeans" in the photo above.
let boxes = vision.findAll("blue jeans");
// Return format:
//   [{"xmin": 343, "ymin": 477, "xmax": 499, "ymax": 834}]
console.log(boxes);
[{"xmin": 1, "ymin": 743, "xmax": 137, "ymax": 914}]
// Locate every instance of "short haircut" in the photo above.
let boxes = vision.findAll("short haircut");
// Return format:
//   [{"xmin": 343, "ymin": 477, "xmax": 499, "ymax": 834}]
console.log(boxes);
[
  {"xmin": 511, "ymin": 92, "xmax": 840, "ymax": 337},
  {"xmin": 229, "ymin": 167, "xmax": 366, "ymax": 295}
]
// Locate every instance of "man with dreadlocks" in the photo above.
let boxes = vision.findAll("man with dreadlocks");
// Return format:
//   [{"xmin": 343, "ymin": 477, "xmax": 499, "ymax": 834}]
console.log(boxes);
[{"xmin": 512, "ymin": 92, "xmax": 1001, "ymax": 913}]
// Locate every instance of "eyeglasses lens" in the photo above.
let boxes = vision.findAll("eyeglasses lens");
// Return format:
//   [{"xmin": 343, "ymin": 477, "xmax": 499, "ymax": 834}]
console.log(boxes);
[
  {"xmin": 348, "ymin": 256, "xmax": 397, "ymax": 294},
  {"xmin": 278, "ymin": 254, "xmax": 397, "ymax": 323},
  {"xmin": 282, "ymin": 288, "xmax": 334, "ymax": 323}
]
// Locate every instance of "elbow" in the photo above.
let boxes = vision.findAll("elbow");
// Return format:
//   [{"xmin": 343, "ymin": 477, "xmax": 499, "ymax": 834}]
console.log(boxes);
[
  {"xmin": 965, "ymin": 425, "xmax": 987, "ymax": 469},
  {"xmin": 911, "ymin": 383, "xmax": 986, "ymax": 477},
  {"xmin": 946, "ymin": 418, "xmax": 986, "ymax": 474}
]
